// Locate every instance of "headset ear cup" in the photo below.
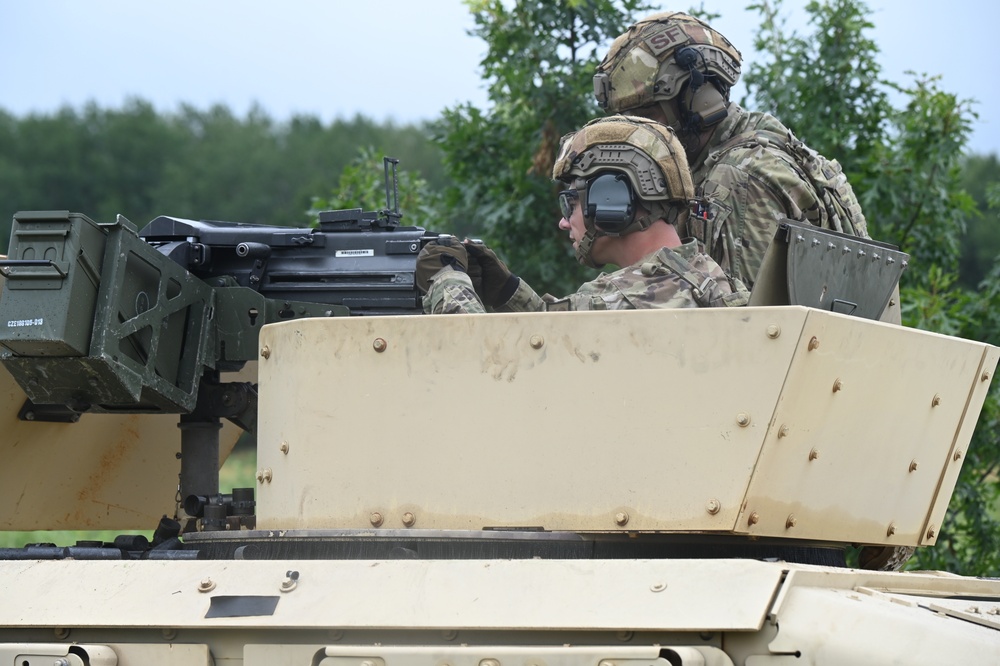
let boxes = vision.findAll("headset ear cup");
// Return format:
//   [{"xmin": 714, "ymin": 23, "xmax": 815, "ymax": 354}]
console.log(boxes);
[
  {"xmin": 682, "ymin": 82, "xmax": 728, "ymax": 128},
  {"xmin": 587, "ymin": 174, "xmax": 635, "ymax": 234}
]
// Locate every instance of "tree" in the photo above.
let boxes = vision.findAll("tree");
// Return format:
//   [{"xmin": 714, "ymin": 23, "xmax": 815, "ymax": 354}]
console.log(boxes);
[{"xmin": 433, "ymin": 0, "xmax": 650, "ymax": 295}]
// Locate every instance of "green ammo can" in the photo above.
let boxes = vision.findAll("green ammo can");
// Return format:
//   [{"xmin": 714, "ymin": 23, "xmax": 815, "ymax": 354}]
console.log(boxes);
[{"xmin": 0, "ymin": 211, "xmax": 109, "ymax": 356}]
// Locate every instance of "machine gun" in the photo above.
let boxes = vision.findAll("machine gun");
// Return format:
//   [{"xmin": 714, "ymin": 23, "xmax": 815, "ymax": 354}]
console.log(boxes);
[{"xmin": 0, "ymin": 157, "xmax": 435, "ymax": 514}]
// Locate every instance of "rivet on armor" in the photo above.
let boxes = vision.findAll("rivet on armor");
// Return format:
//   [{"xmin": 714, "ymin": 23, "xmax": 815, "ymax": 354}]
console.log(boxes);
[
  {"xmin": 162, "ymin": 628, "xmax": 178, "ymax": 640},
  {"xmin": 373, "ymin": 338, "xmax": 387, "ymax": 353},
  {"xmin": 280, "ymin": 576, "xmax": 297, "ymax": 593},
  {"xmin": 736, "ymin": 412, "xmax": 751, "ymax": 427},
  {"xmin": 827, "ymin": 242, "xmax": 836, "ymax": 251},
  {"xmin": 54, "ymin": 627, "xmax": 70, "ymax": 640},
  {"xmin": 442, "ymin": 629, "xmax": 458, "ymax": 641},
  {"xmin": 931, "ymin": 394, "xmax": 941, "ymax": 407},
  {"xmin": 926, "ymin": 526, "xmax": 937, "ymax": 539},
  {"xmin": 259, "ymin": 345, "xmax": 270, "ymax": 359},
  {"xmin": 198, "ymin": 577, "xmax": 216, "ymax": 593},
  {"xmin": 872, "ymin": 253, "xmax": 880, "ymax": 261},
  {"xmin": 402, "ymin": 512, "xmax": 416, "ymax": 527},
  {"xmin": 808, "ymin": 448, "xmax": 820, "ymax": 461},
  {"xmin": 832, "ymin": 378, "xmax": 843, "ymax": 393},
  {"xmin": 886, "ymin": 523, "xmax": 896, "ymax": 537},
  {"xmin": 279, "ymin": 441, "xmax": 289, "ymax": 454},
  {"xmin": 954, "ymin": 451, "xmax": 964, "ymax": 462},
  {"xmin": 982, "ymin": 371, "xmax": 991, "ymax": 382},
  {"xmin": 808, "ymin": 336, "xmax": 820, "ymax": 351},
  {"xmin": 909, "ymin": 460, "xmax": 919, "ymax": 473},
  {"xmin": 615, "ymin": 511, "xmax": 630, "ymax": 526},
  {"xmin": 256, "ymin": 468, "xmax": 272, "ymax": 484},
  {"xmin": 777, "ymin": 424, "xmax": 789, "ymax": 439},
  {"xmin": 842, "ymin": 246, "xmax": 851, "ymax": 255},
  {"xmin": 748, "ymin": 512, "xmax": 760, "ymax": 526},
  {"xmin": 785, "ymin": 514, "xmax": 797, "ymax": 529},
  {"xmin": 369, "ymin": 512, "xmax": 384, "ymax": 527},
  {"xmin": 530, "ymin": 335, "xmax": 545, "ymax": 349},
  {"xmin": 706, "ymin": 499, "xmax": 721, "ymax": 515},
  {"xmin": 858, "ymin": 249, "xmax": 866, "ymax": 258},
  {"xmin": 480, "ymin": 659, "xmax": 501, "ymax": 666},
  {"xmin": 616, "ymin": 631, "xmax": 634, "ymax": 642},
  {"xmin": 795, "ymin": 234, "xmax": 805, "ymax": 243},
  {"xmin": 650, "ymin": 582, "xmax": 666, "ymax": 593},
  {"xmin": 766, "ymin": 324, "xmax": 781, "ymax": 339}
]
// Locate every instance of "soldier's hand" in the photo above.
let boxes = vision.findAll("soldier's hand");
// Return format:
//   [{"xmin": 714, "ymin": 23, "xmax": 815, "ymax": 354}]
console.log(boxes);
[
  {"xmin": 415, "ymin": 236, "xmax": 470, "ymax": 294},
  {"xmin": 464, "ymin": 240, "xmax": 520, "ymax": 308}
]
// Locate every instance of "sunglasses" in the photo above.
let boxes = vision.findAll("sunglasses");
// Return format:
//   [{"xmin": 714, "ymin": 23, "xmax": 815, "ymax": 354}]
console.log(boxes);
[{"xmin": 558, "ymin": 189, "xmax": 580, "ymax": 219}]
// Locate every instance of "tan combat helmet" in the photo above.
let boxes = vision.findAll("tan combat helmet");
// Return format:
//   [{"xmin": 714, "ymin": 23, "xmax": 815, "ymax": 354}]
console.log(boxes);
[
  {"xmin": 594, "ymin": 12, "xmax": 742, "ymax": 131},
  {"xmin": 552, "ymin": 115, "xmax": 695, "ymax": 267}
]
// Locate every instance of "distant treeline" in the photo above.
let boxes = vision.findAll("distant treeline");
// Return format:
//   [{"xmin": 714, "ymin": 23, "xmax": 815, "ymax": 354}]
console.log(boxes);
[
  {"xmin": 0, "ymin": 99, "xmax": 449, "ymax": 254},
  {"xmin": 1, "ymin": 99, "xmax": 999, "ymax": 287}
]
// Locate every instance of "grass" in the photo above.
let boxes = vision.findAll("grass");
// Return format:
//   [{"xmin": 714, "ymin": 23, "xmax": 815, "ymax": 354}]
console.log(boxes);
[{"xmin": 0, "ymin": 447, "xmax": 257, "ymax": 549}]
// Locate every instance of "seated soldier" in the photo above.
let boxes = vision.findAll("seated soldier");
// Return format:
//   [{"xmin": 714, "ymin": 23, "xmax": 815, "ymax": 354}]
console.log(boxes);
[{"xmin": 416, "ymin": 115, "xmax": 749, "ymax": 313}]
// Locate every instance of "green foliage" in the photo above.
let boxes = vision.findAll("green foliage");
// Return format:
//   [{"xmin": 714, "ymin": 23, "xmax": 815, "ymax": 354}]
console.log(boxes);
[
  {"xmin": 959, "ymin": 154, "xmax": 1000, "ymax": 288},
  {"xmin": 308, "ymin": 146, "xmax": 448, "ymax": 232},
  {"xmin": 0, "ymin": 101, "xmax": 447, "ymax": 252},
  {"xmin": 744, "ymin": 0, "xmax": 890, "ymax": 176},
  {"xmin": 433, "ymin": 0, "xmax": 651, "ymax": 295}
]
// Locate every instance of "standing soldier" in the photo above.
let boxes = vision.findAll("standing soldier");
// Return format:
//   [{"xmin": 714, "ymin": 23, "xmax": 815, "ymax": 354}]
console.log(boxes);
[{"xmin": 594, "ymin": 12, "xmax": 870, "ymax": 288}]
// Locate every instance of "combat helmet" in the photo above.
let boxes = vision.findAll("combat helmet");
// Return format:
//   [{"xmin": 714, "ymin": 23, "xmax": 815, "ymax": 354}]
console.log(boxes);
[
  {"xmin": 594, "ymin": 12, "xmax": 742, "ymax": 131},
  {"xmin": 552, "ymin": 115, "xmax": 695, "ymax": 267}
]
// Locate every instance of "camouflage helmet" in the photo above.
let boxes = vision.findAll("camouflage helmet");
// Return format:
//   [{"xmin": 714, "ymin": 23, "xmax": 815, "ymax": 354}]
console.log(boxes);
[
  {"xmin": 552, "ymin": 115, "xmax": 695, "ymax": 267},
  {"xmin": 594, "ymin": 12, "xmax": 742, "ymax": 116}
]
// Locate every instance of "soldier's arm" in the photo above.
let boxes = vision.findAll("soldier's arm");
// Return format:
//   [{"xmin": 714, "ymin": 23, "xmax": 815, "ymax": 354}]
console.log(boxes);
[{"xmin": 421, "ymin": 267, "xmax": 488, "ymax": 314}]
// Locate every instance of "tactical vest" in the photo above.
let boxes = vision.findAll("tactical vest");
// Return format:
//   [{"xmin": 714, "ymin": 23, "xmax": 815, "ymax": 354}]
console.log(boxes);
[{"xmin": 712, "ymin": 128, "xmax": 870, "ymax": 239}]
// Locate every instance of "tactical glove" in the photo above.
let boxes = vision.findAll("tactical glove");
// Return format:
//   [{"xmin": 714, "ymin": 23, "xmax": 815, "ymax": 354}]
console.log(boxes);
[
  {"xmin": 415, "ymin": 236, "xmax": 470, "ymax": 294},
  {"xmin": 464, "ymin": 240, "xmax": 521, "ymax": 308}
]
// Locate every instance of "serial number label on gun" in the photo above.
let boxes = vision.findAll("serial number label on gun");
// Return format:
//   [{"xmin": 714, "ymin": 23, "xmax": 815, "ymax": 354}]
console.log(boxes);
[
  {"xmin": 335, "ymin": 249, "xmax": 375, "ymax": 258},
  {"xmin": 7, "ymin": 318, "xmax": 44, "ymax": 327}
]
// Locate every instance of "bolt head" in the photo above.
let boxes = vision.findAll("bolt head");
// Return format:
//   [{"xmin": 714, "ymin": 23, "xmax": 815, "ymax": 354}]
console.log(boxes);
[
  {"xmin": 530, "ymin": 335, "xmax": 544, "ymax": 349},
  {"xmin": 808, "ymin": 336, "xmax": 820, "ymax": 351},
  {"xmin": 373, "ymin": 337, "xmax": 387, "ymax": 353},
  {"xmin": 614, "ymin": 511, "xmax": 629, "ymax": 526},
  {"xmin": 706, "ymin": 499, "xmax": 721, "ymax": 515},
  {"xmin": 198, "ymin": 577, "xmax": 216, "ymax": 592},
  {"xmin": 748, "ymin": 511, "xmax": 760, "ymax": 526},
  {"xmin": 809, "ymin": 448, "xmax": 820, "ymax": 461},
  {"xmin": 402, "ymin": 512, "xmax": 416, "ymax": 527},
  {"xmin": 785, "ymin": 514, "xmax": 797, "ymax": 529},
  {"xmin": 736, "ymin": 412, "xmax": 751, "ymax": 427},
  {"xmin": 369, "ymin": 512, "xmax": 384, "ymax": 527},
  {"xmin": 887, "ymin": 523, "xmax": 896, "ymax": 537},
  {"xmin": 766, "ymin": 324, "xmax": 781, "ymax": 339},
  {"xmin": 279, "ymin": 441, "xmax": 289, "ymax": 454},
  {"xmin": 832, "ymin": 378, "xmax": 843, "ymax": 392},
  {"xmin": 259, "ymin": 345, "xmax": 270, "ymax": 359},
  {"xmin": 926, "ymin": 526, "xmax": 937, "ymax": 539}
]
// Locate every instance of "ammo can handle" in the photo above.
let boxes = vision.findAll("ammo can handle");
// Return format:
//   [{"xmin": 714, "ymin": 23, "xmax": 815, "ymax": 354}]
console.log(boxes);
[{"xmin": 0, "ymin": 259, "xmax": 68, "ymax": 279}]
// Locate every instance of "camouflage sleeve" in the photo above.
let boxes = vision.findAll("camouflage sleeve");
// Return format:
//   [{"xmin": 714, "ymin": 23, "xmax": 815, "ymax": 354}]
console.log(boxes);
[
  {"xmin": 421, "ymin": 267, "xmax": 487, "ymax": 314},
  {"xmin": 496, "ymin": 279, "xmax": 547, "ymax": 312}
]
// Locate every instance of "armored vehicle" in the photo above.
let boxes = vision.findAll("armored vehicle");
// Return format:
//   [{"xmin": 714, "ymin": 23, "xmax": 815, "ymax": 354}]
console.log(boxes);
[{"xmin": 1, "ymin": 198, "xmax": 999, "ymax": 664}]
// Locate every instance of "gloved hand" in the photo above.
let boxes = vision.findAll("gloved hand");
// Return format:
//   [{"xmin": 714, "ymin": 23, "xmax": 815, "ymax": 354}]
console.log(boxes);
[
  {"xmin": 464, "ymin": 240, "xmax": 521, "ymax": 308},
  {"xmin": 415, "ymin": 236, "xmax": 470, "ymax": 294}
]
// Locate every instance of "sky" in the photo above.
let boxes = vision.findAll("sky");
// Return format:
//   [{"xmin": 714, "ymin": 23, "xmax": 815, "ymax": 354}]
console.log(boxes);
[{"xmin": 1, "ymin": 0, "xmax": 999, "ymax": 156}]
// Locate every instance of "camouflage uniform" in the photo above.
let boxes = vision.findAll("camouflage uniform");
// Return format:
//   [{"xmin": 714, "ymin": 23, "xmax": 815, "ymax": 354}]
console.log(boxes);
[
  {"xmin": 422, "ymin": 239, "xmax": 748, "ymax": 314},
  {"xmin": 686, "ymin": 105, "xmax": 870, "ymax": 287}
]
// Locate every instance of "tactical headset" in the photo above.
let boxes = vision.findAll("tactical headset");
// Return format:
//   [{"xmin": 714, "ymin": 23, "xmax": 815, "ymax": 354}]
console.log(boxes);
[
  {"xmin": 586, "ymin": 173, "xmax": 636, "ymax": 235},
  {"xmin": 674, "ymin": 46, "xmax": 729, "ymax": 130}
]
